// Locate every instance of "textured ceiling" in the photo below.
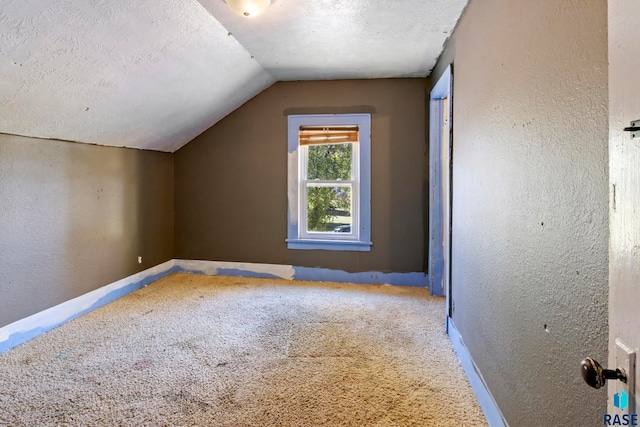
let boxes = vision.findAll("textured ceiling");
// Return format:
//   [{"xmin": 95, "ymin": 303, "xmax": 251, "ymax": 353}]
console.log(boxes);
[
  {"xmin": 0, "ymin": 0, "xmax": 467, "ymax": 152},
  {"xmin": 200, "ymin": 0, "xmax": 468, "ymax": 81}
]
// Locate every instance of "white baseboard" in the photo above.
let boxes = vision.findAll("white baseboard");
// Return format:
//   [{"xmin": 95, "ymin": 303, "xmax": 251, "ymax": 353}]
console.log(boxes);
[
  {"xmin": 447, "ymin": 317, "xmax": 509, "ymax": 427},
  {"xmin": 0, "ymin": 260, "xmax": 178, "ymax": 353},
  {"xmin": 0, "ymin": 259, "xmax": 429, "ymax": 354}
]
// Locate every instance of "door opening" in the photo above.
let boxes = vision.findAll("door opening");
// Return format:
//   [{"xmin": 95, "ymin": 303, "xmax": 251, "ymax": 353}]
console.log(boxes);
[{"xmin": 429, "ymin": 65, "xmax": 453, "ymax": 319}]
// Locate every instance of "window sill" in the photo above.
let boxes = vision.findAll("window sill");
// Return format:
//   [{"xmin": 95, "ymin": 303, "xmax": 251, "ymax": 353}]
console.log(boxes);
[{"xmin": 286, "ymin": 239, "xmax": 372, "ymax": 252}]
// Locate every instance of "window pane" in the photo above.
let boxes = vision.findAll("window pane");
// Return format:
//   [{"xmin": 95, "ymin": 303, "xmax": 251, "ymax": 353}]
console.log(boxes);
[
  {"xmin": 307, "ymin": 143, "xmax": 352, "ymax": 181},
  {"xmin": 307, "ymin": 186, "xmax": 352, "ymax": 232}
]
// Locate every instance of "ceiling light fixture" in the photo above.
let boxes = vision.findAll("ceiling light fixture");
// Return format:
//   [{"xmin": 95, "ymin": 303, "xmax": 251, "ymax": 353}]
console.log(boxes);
[{"xmin": 225, "ymin": 0, "xmax": 272, "ymax": 18}]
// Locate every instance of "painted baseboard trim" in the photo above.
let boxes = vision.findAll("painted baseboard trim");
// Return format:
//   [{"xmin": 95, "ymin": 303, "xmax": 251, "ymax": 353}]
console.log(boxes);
[
  {"xmin": 0, "ymin": 259, "xmax": 429, "ymax": 354},
  {"xmin": 447, "ymin": 317, "xmax": 509, "ymax": 427},
  {"xmin": 173, "ymin": 259, "xmax": 429, "ymax": 287},
  {"xmin": 0, "ymin": 260, "xmax": 178, "ymax": 354},
  {"xmin": 173, "ymin": 259, "xmax": 295, "ymax": 280}
]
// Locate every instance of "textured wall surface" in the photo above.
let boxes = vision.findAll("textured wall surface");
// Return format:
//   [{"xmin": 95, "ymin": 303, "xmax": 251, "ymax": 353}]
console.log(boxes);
[
  {"xmin": 0, "ymin": 134, "xmax": 174, "ymax": 328},
  {"xmin": 174, "ymin": 79, "xmax": 428, "ymax": 274},
  {"xmin": 431, "ymin": 0, "xmax": 609, "ymax": 425}
]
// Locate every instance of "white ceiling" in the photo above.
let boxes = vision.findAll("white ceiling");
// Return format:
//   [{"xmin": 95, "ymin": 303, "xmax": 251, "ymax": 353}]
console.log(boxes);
[{"xmin": 0, "ymin": 0, "xmax": 467, "ymax": 152}]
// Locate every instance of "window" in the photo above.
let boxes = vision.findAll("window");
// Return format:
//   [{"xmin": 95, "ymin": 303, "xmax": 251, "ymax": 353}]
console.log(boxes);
[{"xmin": 287, "ymin": 114, "xmax": 371, "ymax": 251}]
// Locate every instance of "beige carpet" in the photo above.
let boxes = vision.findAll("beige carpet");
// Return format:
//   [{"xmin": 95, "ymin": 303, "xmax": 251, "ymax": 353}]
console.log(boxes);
[{"xmin": 0, "ymin": 274, "xmax": 487, "ymax": 426}]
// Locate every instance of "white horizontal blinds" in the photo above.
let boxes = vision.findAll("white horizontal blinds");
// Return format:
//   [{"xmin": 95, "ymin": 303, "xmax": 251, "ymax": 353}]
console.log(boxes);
[{"xmin": 298, "ymin": 125, "xmax": 359, "ymax": 145}]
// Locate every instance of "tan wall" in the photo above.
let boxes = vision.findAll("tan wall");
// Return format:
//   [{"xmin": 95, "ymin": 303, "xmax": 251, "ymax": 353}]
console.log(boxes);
[
  {"xmin": 174, "ymin": 79, "xmax": 428, "ymax": 273},
  {"xmin": 0, "ymin": 134, "xmax": 174, "ymax": 328},
  {"xmin": 431, "ymin": 0, "xmax": 609, "ymax": 425}
]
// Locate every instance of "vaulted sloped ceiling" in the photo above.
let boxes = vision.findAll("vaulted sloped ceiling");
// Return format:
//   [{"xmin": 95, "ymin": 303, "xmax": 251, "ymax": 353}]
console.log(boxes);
[{"xmin": 0, "ymin": 0, "xmax": 467, "ymax": 152}]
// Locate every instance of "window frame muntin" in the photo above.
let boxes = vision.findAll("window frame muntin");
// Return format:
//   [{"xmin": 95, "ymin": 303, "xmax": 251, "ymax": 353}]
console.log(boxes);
[{"xmin": 299, "ymin": 140, "xmax": 359, "ymax": 240}]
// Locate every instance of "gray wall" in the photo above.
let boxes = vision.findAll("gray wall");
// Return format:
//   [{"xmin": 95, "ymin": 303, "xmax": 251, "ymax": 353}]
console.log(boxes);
[
  {"xmin": 175, "ymin": 79, "xmax": 428, "ymax": 273},
  {"xmin": 431, "ymin": 0, "xmax": 609, "ymax": 425},
  {"xmin": 0, "ymin": 134, "xmax": 174, "ymax": 328}
]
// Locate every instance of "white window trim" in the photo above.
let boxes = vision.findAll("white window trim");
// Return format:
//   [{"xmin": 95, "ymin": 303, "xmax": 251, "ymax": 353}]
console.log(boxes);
[{"xmin": 287, "ymin": 114, "xmax": 372, "ymax": 251}]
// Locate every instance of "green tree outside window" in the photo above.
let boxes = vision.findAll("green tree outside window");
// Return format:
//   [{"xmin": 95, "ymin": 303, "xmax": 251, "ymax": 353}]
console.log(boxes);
[{"xmin": 306, "ymin": 143, "xmax": 353, "ymax": 231}]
